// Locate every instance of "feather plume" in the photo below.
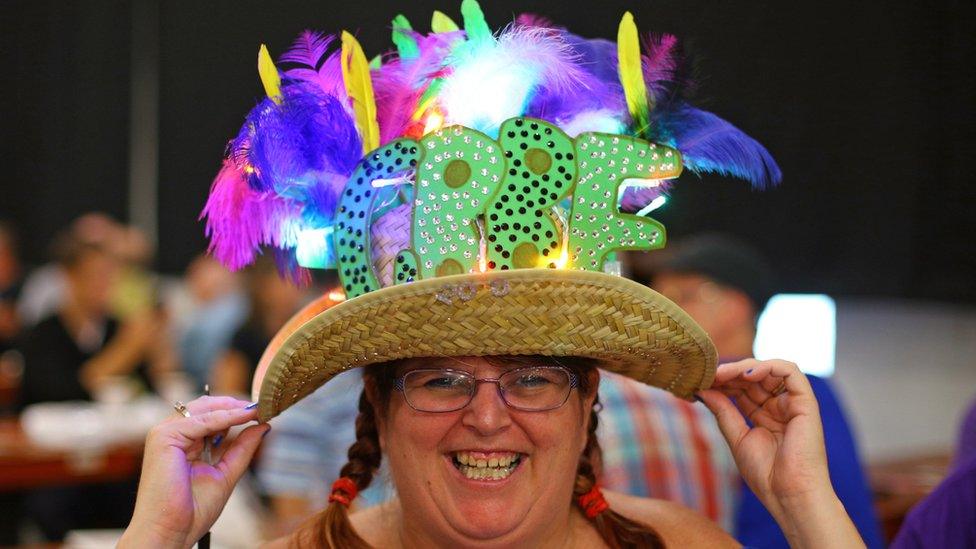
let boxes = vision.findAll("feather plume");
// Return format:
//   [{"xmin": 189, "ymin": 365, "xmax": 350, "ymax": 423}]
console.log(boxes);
[
  {"xmin": 642, "ymin": 33, "xmax": 680, "ymax": 101},
  {"xmin": 258, "ymin": 45, "xmax": 282, "ymax": 104},
  {"xmin": 617, "ymin": 12, "xmax": 650, "ymax": 135},
  {"xmin": 392, "ymin": 15, "xmax": 420, "ymax": 59},
  {"xmin": 439, "ymin": 25, "xmax": 588, "ymax": 133},
  {"xmin": 279, "ymin": 31, "xmax": 345, "ymax": 98},
  {"xmin": 374, "ymin": 31, "xmax": 461, "ymax": 142},
  {"xmin": 341, "ymin": 31, "xmax": 380, "ymax": 153},
  {"xmin": 461, "ymin": 0, "xmax": 492, "ymax": 44},
  {"xmin": 201, "ymin": 160, "xmax": 303, "ymax": 271},
  {"xmin": 431, "ymin": 10, "xmax": 460, "ymax": 33},
  {"xmin": 208, "ymin": 83, "xmax": 363, "ymax": 277},
  {"xmin": 657, "ymin": 104, "xmax": 781, "ymax": 188}
]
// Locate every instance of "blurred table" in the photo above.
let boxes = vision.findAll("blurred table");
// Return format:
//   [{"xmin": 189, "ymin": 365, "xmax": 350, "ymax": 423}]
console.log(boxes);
[
  {"xmin": 869, "ymin": 453, "xmax": 951, "ymax": 542},
  {"xmin": 0, "ymin": 418, "xmax": 143, "ymax": 492}
]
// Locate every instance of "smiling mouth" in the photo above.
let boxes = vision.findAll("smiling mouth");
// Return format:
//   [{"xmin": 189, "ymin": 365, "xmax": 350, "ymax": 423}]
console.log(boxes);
[{"xmin": 451, "ymin": 451, "xmax": 523, "ymax": 481}]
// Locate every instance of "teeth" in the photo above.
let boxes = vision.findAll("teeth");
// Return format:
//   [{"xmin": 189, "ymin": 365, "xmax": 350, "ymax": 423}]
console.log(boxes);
[{"xmin": 452, "ymin": 451, "xmax": 522, "ymax": 481}]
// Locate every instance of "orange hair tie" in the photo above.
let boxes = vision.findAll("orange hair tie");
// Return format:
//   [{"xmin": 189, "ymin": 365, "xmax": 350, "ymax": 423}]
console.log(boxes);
[
  {"xmin": 578, "ymin": 485, "xmax": 610, "ymax": 519},
  {"xmin": 328, "ymin": 477, "xmax": 359, "ymax": 507}
]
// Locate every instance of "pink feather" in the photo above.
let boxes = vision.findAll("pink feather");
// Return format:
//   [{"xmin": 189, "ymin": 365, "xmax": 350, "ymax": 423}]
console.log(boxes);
[{"xmin": 200, "ymin": 160, "xmax": 304, "ymax": 271}]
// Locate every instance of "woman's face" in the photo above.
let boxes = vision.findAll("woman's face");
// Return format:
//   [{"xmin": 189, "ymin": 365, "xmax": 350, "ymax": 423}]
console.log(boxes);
[{"xmin": 375, "ymin": 356, "xmax": 597, "ymax": 544}]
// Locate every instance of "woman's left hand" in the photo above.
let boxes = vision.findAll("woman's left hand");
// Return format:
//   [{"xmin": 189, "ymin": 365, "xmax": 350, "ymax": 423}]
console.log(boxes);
[{"xmin": 697, "ymin": 359, "xmax": 863, "ymax": 547}]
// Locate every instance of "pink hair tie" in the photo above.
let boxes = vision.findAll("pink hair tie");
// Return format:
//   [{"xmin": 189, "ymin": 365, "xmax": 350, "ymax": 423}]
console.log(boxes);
[
  {"xmin": 328, "ymin": 477, "xmax": 358, "ymax": 507},
  {"xmin": 578, "ymin": 485, "xmax": 610, "ymax": 519}
]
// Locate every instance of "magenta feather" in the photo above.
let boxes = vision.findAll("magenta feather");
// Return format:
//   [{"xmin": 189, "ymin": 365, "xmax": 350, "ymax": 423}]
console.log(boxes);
[
  {"xmin": 642, "ymin": 33, "xmax": 681, "ymax": 101},
  {"xmin": 279, "ymin": 30, "xmax": 345, "ymax": 98},
  {"xmin": 201, "ymin": 160, "xmax": 304, "ymax": 271}
]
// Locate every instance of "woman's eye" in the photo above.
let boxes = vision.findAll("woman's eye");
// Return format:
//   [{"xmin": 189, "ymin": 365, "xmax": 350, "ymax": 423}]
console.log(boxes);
[
  {"xmin": 514, "ymin": 374, "xmax": 551, "ymax": 387},
  {"xmin": 423, "ymin": 375, "xmax": 466, "ymax": 390}
]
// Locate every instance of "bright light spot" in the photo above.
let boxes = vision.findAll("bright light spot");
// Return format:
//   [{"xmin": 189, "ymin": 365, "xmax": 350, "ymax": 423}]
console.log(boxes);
[
  {"xmin": 440, "ymin": 55, "xmax": 537, "ymax": 132},
  {"xmin": 371, "ymin": 173, "xmax": 413, "ymax": 188},
  {"xmin": 327, "ymin": 290, "xmax": 346, "ymax": 302},
  {"xmin": 621, "ymin": 178, "xmax": 662, "ymax": 188},
  {"xmin": 423, "ymin": 111, "xmax": 445, "ymax": 135},
  {"xmin": 635, "ymin": 196, "xmax": 667, "ymax": 217},
  {"xmin": 295, "ymin": 227, "xmax": 335, "ymax": 269},
  {"xmin": 244, "ymin": 165, "xmax": 255, "ymax": 174},
  {"xmin": 754, "ymin": 294, "xmax": 836, "ymax": 377}
]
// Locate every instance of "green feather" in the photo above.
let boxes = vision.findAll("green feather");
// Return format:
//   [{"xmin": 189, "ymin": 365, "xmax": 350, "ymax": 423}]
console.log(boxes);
[
  {"xmin": 369, "ymin": 54, "xmax": 382, "ymax": 69},
  {"xmin": 392, "ymin": 14, "xmax": 419, "ymax": 59},
  {"xmin": 431, "ymin": 10, "xmax": 460, "ymax": 33},
  {"xmin": 461, "ymin": 0, "xmax": 491, "ymax": 43},
  {"xmin": 617, "ymin": 12, "xmax": 651, "ymax": 136}
]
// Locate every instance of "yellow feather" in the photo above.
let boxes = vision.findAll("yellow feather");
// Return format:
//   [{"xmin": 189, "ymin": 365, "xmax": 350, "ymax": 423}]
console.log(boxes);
[
  {"xmin": 617, "ymin": 12, "xmax": 650, "ymax": 134},
  {"xmin": 341, "ymin": 31, "xmax": 380, "ymax": 153},
  {"xmin": 257, "ymin": 44, "xmax": 282, "ymax": 105},
  {"xmin": 431, "ymin": 10, "xmax": 460, "ymax": 33}
]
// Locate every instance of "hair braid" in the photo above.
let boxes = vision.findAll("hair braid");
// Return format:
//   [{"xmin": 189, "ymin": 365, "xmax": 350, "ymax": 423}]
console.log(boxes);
[
  {"xmin": 299, "ymin": 389, "xmax": 381, "ymax": 549},
  {"xmin": 574, "ymin": 396, "xmax": 666, "ymax": 549}
]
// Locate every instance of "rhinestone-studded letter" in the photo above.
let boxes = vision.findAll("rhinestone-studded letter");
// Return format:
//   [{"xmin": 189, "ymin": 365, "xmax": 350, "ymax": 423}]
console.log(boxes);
[
  {"xmin": 400, "ymin": 126, "xmax": 506, "ymax": 280},
  {"xmin": 336, "ymin": 139, "xmax": 420, "ymax": 297},
  {"xmin": 567, "ymin": 133, "xmax": 682, "ymax": 270}
]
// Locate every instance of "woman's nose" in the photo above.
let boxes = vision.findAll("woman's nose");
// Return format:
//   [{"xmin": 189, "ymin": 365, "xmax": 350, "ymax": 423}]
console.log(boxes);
[{"xmin": 461, "ymin": 381, "xmax": 512, "ymax": 435}]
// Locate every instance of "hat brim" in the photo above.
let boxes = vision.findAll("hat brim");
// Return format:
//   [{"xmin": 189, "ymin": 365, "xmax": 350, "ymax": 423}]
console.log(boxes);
[{"xmin": 253, "ymin": 269, "xmax": 717, "ymax": 422}]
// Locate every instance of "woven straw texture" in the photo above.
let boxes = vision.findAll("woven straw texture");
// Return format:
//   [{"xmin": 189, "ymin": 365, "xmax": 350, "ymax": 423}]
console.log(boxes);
[{"xmin": 255, "ymin": 268, "xmax": 716, "ymax": 422}]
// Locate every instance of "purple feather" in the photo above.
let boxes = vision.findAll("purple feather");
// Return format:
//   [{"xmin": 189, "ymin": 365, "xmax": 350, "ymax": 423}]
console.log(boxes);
[
  {"xmin": 207, "ymin": 81, "xmax": 363, "ymax": 278},
  {"xmin": 657, "ymin": 104, "xmax": 781, "ymax": 188},
  {"xmin": 279, "ymin": 30, "xmax": 345, "ymax": 98}
]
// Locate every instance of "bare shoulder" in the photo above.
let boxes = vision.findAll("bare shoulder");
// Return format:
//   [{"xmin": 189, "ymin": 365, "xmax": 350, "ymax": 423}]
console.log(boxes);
[{"xmin": 604, "ymin": 490, "xmax": 740, "ymax": 548}]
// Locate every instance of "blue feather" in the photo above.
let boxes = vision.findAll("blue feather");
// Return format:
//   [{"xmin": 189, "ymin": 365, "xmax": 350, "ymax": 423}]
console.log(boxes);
[{"xmin": 655, "ymin": 104, "xmax": 781, "ymax": 188}]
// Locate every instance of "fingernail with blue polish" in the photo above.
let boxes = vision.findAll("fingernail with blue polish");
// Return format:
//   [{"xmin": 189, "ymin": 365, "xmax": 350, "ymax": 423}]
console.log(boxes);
[
  {"xmin": 245, "ymin": 402, "xmax": 258, "ymax": 410},
  {"xmin": 213, "ymin": 434, "xmax": 223, "ymax": 448}
]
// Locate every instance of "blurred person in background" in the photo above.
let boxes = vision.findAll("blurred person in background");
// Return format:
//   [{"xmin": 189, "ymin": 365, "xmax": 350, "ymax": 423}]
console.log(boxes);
[
  {"xmin": 17, "ymin": 212, "xmax": 121, "ymax": 327},
  {"xmin": 172, "ymin": 254, "xmax": 247, "ymax": 388},
  {"xmin": 15, "ymin": 232, "xmax": 174, "ymax": 541},
  {"xmin": 616, "ymin": 232, "xmax": 883, "ymax": 548},
  {"xmin": 210, "ymin": 255, "xmax": 307, "ymax": 397},
  {"xmin": 888, "ymin": 393, "xmax": 976, "ymax": 548},
  {"xmin": 0, "ymin": 220, "xmax": 23, "ymax": 356}
]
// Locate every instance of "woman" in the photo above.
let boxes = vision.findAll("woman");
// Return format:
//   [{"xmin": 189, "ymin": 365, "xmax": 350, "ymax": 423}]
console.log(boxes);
[
  {"xmin": 122, "ymin": 3, "xmax": 863, "ymax": 546},
  {"xmin": 120, "ymin": 357, "xmax": 861, "ymax": 547}
]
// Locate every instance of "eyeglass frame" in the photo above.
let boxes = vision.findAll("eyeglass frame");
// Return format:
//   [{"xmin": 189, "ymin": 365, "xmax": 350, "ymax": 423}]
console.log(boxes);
[{"xmin": 393, "ymin": 365, "xmax": 580, "ymax": 413}]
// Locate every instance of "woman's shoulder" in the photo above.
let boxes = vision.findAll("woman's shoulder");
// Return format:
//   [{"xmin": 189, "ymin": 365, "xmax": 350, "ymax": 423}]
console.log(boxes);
[{"xmin": 604, "ymin": 490, "xmax": 740, "ymax": 548}]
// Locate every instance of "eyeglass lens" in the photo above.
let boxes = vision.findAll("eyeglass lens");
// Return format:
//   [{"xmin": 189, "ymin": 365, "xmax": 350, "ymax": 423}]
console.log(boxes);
[{"xmin": 401, "ymin": 367, "xmax": 574, "ymax": 412}]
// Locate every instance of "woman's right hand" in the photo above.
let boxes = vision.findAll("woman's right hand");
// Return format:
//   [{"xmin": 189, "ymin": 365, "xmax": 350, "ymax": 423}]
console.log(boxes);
[{"xmin": 118, "ymin": 396, "xmax": 270, "ymax": 548}]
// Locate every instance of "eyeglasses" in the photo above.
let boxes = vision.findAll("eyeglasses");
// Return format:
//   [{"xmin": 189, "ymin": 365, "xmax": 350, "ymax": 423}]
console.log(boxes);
[{"xmin": 394, "ymin": 366, "xmax": 579, "ymax": 413}]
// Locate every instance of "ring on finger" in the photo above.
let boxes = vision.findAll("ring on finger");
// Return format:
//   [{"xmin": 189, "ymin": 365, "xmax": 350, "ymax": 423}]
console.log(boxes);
[
  {"xmin": 770, "ymin": 380, "xmax": 787, "ymax": 397},
  {"xmin": 173, "ymin": 401, "xmax": 191, "ymax": 418}
]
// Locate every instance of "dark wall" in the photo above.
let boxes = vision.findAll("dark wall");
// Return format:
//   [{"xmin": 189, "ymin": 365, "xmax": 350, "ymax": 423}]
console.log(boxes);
[
  {"xmin": 3, "ymin": 1, "xmax": 975, "ymax": 302},
  {"xmin": 1, "ymin": 0, "xmax": 131, "ymax": 259}
]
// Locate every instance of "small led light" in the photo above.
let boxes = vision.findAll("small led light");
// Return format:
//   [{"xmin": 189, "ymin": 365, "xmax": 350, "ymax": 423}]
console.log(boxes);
[{"xmin": 295, "ymin": 227, "xmax": 335, "ymax": 269}]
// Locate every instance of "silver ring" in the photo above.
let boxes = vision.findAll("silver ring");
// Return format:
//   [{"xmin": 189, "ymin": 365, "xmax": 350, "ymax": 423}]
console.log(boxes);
[{"xmin": 173, "ymin": 401, "xmax": 191, "ymax": 418}]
